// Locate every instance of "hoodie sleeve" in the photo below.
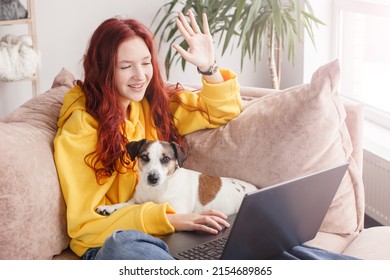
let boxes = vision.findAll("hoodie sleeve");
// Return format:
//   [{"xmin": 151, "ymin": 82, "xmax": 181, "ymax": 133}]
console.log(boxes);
[
  {"xmin": 53, "ymin": 108, "xmax": 175, "ymax": 257},
  {"xmin": 170, "ymin": 69, "xmax": 242, "ymax": 135}
]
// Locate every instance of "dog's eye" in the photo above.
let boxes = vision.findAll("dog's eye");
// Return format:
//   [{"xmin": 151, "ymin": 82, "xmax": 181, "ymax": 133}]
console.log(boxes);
[
  {"xmin": 140, "ymin": 155, "xmax": 150, "ymax": 162},
  {"xmin": 161, "ymin": 156, "xmax": 171, "ymax": 164}
]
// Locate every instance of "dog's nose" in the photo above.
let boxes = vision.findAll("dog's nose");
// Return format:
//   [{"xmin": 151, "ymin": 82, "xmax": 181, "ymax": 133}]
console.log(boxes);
[{"xmin": 147, "ymin": 173, "xmax": 159, "ymax": 185}]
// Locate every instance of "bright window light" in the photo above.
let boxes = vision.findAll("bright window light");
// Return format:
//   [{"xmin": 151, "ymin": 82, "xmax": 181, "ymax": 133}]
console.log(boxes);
[{"xmin": 334, "ymin": 0, "xmax": 390, "ymax": 128}]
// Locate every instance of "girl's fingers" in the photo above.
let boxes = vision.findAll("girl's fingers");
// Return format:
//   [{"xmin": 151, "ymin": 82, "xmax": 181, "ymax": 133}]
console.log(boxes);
[
  {"xmin": 178, "ymin": 11, "xmax": 195, "ymax": 36},
  {"xmin": 198, "ymin": 224, "xmax": 219, "ymax": 234},
  {"xmin": 200, "ymin": 209, "xmax": 228, "ymax": 219},
  {"xmin": 172, "ymin": 43, "xmax": 191, "ymax": 61},
  {"xmin": 196, "ymin": 212, "xmax": 231, "ymax": 233},
  {"xmin": 202, "ymin": 13, "xmax": 210, "ymax": 35},
  {"xmin": 212, "ymin": 216, "xmax": 231, "ymax": 229},
  {"xmin": 167, "ymin": 211, "xmax": 230, "ymax": 235},
  {"xmin": 187, "ymin": 9, "xmax": 201, "ymax": 34},
  {"xmin": 176, "ymin": 18, "xmax": 191, "ymax": 40},
  {"xmin": 193, "ymin": 219, "xmax": 220, "ymax": 234},
  {"xmin": 206, "ymin": 214, "xmax": 230, "ymax": 229}
]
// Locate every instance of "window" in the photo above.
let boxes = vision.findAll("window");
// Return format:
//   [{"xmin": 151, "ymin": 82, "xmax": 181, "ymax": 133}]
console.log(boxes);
[{"xmin": 333, "ymin": 0, "xmax": 390, "ymax": 129}]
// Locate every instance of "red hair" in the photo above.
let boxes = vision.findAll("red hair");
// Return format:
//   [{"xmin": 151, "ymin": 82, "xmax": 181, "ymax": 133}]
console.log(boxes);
[{"xmin": 77, "ymin": 17, "xmax": 185, "ymax": 183}]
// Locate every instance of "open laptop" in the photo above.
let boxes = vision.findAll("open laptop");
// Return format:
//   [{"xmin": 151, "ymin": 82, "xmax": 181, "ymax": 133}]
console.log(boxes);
[{"xmin": 162, "ymin": 163, "xmax": 349, "ymax": 260}]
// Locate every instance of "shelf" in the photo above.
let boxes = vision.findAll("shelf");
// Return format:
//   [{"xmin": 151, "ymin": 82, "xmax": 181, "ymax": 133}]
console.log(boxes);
[
  {"xmin": 0, "ymin": 0, "xmax": 39, "ymax": 97},
  {"xmin": 0, "ymin": 18, "xmax": 31, "ymax": 26},
  {"xmin": 0, "ymin": 74, "xmax": 38, "ymax": 83}
]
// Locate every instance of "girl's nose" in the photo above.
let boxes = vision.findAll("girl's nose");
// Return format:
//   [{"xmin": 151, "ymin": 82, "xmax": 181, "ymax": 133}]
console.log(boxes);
[{"xmin": 132, "ymin": 66, "xmax": 144, "ymax": 79}]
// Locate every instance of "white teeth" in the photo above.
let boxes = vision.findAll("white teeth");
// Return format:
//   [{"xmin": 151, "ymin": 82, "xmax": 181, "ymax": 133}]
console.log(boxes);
[{"xmin": 129, "ymin": 84, "xmax": 143, "ymax": 88}]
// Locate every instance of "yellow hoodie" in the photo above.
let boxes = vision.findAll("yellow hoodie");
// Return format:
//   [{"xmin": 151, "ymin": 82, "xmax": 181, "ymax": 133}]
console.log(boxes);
[{"xmin": 53, "ymin": 69, "xmax": 242, "ymax": 257}]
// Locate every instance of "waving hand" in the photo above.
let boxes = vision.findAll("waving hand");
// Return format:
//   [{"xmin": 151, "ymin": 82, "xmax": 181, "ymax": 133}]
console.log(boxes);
[{"xmin": 173, "ymin": 10, "xmax": 223, "ymax": 83}]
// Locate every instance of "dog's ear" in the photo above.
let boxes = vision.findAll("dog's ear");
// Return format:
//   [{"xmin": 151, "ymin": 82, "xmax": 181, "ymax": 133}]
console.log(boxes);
[
  {"xmin": 126, "ymin": 139, "xmax": 147, "ymax": 161},
  {"xmin": 170, "ymin": 142, "xmax": 188, "ymax": 168}
]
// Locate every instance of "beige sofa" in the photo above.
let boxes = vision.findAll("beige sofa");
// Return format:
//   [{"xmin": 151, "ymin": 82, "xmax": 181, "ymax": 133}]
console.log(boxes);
[{"xmin": 1, "ymin": 60, "xmax": 390, "ymax": 260}]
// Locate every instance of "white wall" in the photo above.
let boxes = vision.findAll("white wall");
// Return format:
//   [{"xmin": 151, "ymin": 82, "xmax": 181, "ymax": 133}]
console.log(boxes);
[
  {"xmin": 302, "ymin": 0, "xmax": 334, "ymax": 83},
  {"xmin": 0, "ymin": 0, "xmax": 331, "ymax": 117}
]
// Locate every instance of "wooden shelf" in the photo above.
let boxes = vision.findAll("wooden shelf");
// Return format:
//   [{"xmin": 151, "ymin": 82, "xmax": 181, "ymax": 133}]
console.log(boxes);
[
  {"xmin": 0, "ymin": 18, "xmax": 31, "ymax": 26},
  {"xmin": 0, "ymin": 0, "xmax": 39, "ymax": 97},
  {"xmin": 1, "ymin": 73, "xmax": 38, "ymax": 82}
]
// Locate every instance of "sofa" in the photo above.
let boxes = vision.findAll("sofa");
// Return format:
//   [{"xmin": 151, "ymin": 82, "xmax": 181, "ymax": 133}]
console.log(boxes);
[{"xmin": 1, "ymin": 60, "xmax": 390, "ymax": 260}]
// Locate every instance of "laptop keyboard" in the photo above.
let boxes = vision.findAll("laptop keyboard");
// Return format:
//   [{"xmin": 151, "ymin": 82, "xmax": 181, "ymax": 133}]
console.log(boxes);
[{"xmin": 178, "ymin": 237, "xmax": 228, "ymax": 260}]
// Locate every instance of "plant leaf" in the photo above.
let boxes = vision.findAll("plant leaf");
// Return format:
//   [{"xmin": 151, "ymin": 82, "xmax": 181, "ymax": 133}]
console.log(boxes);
[
  {"xmin": 222, "ymin": 0, "xmax": 246, "ymax": 55},
  {"xmin": 152, "ymin": 0, "xmax": 325, "ymax": 80}
]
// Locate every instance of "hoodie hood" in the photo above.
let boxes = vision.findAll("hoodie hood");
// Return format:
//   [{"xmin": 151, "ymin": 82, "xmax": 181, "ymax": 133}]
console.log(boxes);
[
  {"xmin": 57, "ymin": 85, "xmax": 87, "ymax": 128},
  {"xmin": 57, "ymin": 85, "xmax": 157, "ymax": 140}
]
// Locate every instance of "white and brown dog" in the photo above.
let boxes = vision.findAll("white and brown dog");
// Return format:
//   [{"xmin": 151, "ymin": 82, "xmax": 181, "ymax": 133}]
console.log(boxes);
[{"xmin": 96, "ymin": 139, "xmax": 257, "ymax": 216}]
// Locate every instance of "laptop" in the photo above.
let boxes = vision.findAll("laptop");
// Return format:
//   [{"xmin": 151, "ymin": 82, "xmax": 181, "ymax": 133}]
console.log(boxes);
[{"xmin": 161, "ymin": 163, "xmax": 349, "ymax": 260}]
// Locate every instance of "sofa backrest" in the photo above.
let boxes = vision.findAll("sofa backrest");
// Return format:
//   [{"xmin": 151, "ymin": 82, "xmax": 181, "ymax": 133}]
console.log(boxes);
[
  {"xmin": 0, "ymin": 61, "xmax": 365, "ymax": 259},
  {"xmin": 0, "ymin": 68, "xmax": 74, "ymax": 259}
]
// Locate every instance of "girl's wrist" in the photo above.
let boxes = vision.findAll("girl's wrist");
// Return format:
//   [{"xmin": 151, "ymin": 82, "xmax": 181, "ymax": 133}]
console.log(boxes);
[{"xmin": 197, "ymin": 61, "xmax": 219, "ymax": 76}]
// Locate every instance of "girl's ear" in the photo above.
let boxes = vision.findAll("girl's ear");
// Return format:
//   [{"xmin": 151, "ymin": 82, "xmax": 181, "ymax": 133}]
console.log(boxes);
[
  {"xmin": 170, "ymin": 142, "xmax": 188, "ymax": 168},
  {"xmin": 126, "ymin": 139, "xmax": 147, "ymax": 161}
]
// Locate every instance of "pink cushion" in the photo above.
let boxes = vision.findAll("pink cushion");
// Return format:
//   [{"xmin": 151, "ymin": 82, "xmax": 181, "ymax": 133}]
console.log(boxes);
[
  {"xmin": 0, "ymin": 68, "xmax": 74, "ymax": 259},
  {"xmin": 342, "ymin": 227, "xmax": 390, "ymax": 259},
  {"xmin": 184, "ymin": 60, "xmax": 364, "ymax": 239}
]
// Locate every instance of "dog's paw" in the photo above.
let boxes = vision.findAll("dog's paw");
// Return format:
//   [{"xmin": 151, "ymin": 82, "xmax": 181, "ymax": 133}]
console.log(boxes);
[{"xmin": 96, "ymin": 205, "xmax": 117, "ymax": 216}]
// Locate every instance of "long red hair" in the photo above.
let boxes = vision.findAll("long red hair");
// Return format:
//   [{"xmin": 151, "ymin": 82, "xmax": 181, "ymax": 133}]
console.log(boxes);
[{"xmin": 77, "ymin": 17, "xmax": 185, "ymax": 183}]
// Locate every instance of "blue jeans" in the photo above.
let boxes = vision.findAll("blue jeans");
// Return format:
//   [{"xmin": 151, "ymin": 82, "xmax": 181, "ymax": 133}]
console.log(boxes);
[
  {"xmin": 82, "ymin": 230, "xmax": 174, "ymax": 260},
  {"xmin": 276, "ymin": 244, "xmax": 359, "ymax": 260},
  {"xmin": 82, "ymin": 230, "xmax": 359, "ymax": 260}
]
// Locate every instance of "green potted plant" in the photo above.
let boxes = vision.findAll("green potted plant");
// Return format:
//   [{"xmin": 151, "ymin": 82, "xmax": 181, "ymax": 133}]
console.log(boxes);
[{"xmin": 152, "ymin": 0, "xmax": 324, "ymax": 89}]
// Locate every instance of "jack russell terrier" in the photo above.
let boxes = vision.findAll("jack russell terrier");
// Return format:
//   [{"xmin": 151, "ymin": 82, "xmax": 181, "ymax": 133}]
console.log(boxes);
[{"xmin": 96, "ymin": 139, "xmax": 257, "ymax": 216}]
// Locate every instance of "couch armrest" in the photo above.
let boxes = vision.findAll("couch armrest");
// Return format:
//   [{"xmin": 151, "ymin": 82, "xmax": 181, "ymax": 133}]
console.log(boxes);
[
  {"xmin": 343, "ymin": 227, "xmax": 390, "ymax": 259},
  {"xmin": 0, "ymin": 68, "xmax": 74, "ymax": 259}
]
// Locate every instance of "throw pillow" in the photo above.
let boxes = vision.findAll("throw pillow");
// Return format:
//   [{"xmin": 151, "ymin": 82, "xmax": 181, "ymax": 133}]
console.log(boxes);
[
  {"xmin": 184, "ymin": 60, "xmax": 364, "ymax": 239},
  {"xmin": 0, "ymin": 68, "xmax": 74, "ymax": 259}
]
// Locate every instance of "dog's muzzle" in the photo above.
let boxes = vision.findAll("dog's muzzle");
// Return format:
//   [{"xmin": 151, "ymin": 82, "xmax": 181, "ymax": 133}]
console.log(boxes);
[{"xmin": 147, "ymin": 171, "xmax": 160, "ymax": 186}]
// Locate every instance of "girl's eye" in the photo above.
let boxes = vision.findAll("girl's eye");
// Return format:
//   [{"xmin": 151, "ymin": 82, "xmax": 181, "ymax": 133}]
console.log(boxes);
[
  {"xmin": 161, "ymin": 156, "xmax": 170, "ymax": 164},
  {"xmin": 142, "ymin": 62, "xmax": 151, "ymax": 66},
  {"xmin": 120, "ymin": 65, "xmax": 131, "ymax": 70}
]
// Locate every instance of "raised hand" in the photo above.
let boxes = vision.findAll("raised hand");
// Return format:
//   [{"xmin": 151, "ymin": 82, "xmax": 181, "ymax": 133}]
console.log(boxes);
[{"xmin": 173, "ymin": 10, "xmax": 216, "ymax": 74}]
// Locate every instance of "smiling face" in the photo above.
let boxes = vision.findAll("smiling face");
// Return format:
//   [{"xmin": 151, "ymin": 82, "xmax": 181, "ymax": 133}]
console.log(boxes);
[{"xmin": 115, "ymin": 36, "xmax": 153, "ymax": 109}]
